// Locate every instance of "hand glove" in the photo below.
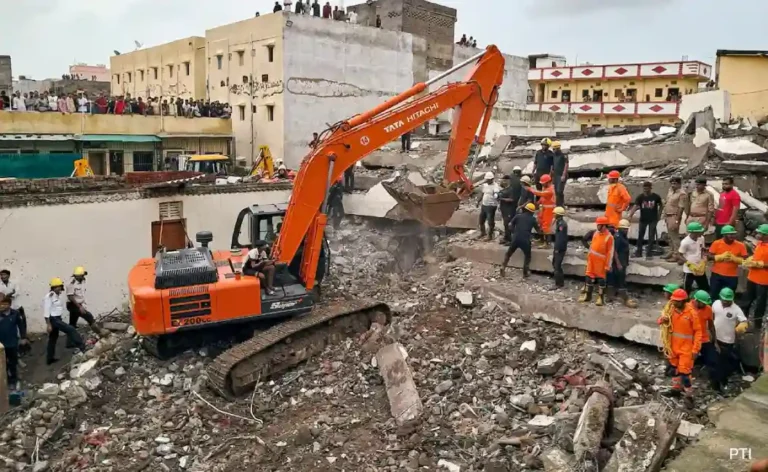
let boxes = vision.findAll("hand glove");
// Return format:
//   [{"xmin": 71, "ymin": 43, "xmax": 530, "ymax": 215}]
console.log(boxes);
[
  {"xmin": 731, "ymin": 256, "xmax": 745, "ymax": 265},
  {"xmin": 735, "ymin": 322, "xmax": 749, "ymax": 334},
  {"xmin": 685, "ymin": 261, "xmax": 706, "ymax": 276},
  {"xmin": 714, "ymin": 253, "xmax": 730, "ymax": 262}
]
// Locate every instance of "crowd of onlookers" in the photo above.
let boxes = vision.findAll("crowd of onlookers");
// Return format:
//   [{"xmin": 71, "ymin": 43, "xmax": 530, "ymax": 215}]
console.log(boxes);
[
  {"xmin": 457, "ymin": 34, "xmax": 478, "ymax": 48},
  {"xmin": 0, "ymin": 90, "xmax": 231, "ymax": 118},
  {"xmin": 262, "ymin": 0, "xmax": 381, "ymax": 27}
]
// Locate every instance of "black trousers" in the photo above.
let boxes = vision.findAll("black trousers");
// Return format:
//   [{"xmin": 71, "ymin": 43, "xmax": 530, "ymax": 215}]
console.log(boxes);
[
  {"xmin": 479, "ymin": 205, "xmax": 497, "ymax": 236},
  {"xmin": 684, "ymin": 272, "xmax": 710, "ymax": 293},
  {"xmin": 504, "ymin": 240, "xmax": 532, "ymax": 275},
  {"xmin": 553, "ymin": 250, "xmax": 565, "ymax": 287},
  {"xmin": 5, "ymin": 346, "xmax": 18, "ymax": 385},
  {"xmin": 329, "ymin": 198, "xmax": 344, "ymax": 229},
  {"xmin": 16, "ymin": 307, "xmax": 29, "ymax": 355},
  {"xmin": 612, "ymin": 266, "xmax": 627, "ymax": 290},
  {"xmin": 636, "ymin": 220, "xmax": 658, "ymax": 255},
  {"xmin": 712, "ymin": 341, "xmax": 738, "ymax": 387},
  {"xmin": 709, "ymin": 273, "xmax": 738, "ymax": 302},
  {"xmin": 740, "ymin": 280, "xmax": 768, "ymax": 330},
  {"xmin": 401, "ymin": 133, "xmax": 411, "ymax": 152},
  {"xmin": 501, "ymin": 210, "xmax": 514, "ymax": 242},
  {"xmin": 47, "ymin": 316, "xmax": 85, "ymax": 362},
  {"xmin": 67, "ymin": 302, "xmax": 96, "ymax": 327},
  {"xmin": 343, "ymin": 168, "xmax": 355, "ymax": 192},
  {"xmin": 553, "ymin": 175, "xmax": 566, "ymax": 207}
]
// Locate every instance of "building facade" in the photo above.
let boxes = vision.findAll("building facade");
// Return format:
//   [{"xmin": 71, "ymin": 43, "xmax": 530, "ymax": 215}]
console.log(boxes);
[
  {"xmin": 0, "ymin": 56, "xmax": 11, "ymax": 97},
  {"xmin": 70, "ymin": 63, "xmax": 111, "ymax": 82},
  {"xmin": 716, "ymin": 50, "xmax": 768, "ymax": 122},
  {"xmin": 110, "ymin": 37, "xmax": 207, "ymax": 101},
  {"xmin": 526, "ymin": 55, "xmax": 712, "ymax": 128}
]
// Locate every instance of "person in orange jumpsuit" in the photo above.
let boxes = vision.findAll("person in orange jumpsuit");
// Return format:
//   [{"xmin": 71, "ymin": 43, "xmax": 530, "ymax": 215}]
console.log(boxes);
[
  {"xmin": 605, "ymin": 170, "xmax": 632, "ymax": 228},
  {"xmin": 687, "ymin": 290, "xmax": 718, "ymax": 385},
  {"xmin": 659, "ymin": 288, "xmax": 703, "ymax": 407},
  {"xmin": 524, "ymin": 174, "xmax": 556, "ymax": 248},
  {"xmin": 579, "ymin": 216, "xmax": 614, "ymax": 306},
  {"xmin": 740, "ymin": 224, "xmax": 768, "ymax": 331}
]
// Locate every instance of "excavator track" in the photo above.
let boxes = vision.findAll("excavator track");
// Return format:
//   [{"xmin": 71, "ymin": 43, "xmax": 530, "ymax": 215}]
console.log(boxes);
[{"xmin": 207, "ymin": 299, "xmax": 390, "ymax": 398}]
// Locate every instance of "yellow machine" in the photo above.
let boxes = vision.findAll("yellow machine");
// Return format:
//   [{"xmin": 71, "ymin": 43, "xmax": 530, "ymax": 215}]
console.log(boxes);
[
  {"xmin": 71, "ymin": 158, "xmax": 94, "ymax": 177},
  {"xmin": 249, "ymin": 146, "xmax": 275, "ymax": 178},
  {"xmin": 183, "ymin": 154, "xmax": 230, "ymax": 174}
]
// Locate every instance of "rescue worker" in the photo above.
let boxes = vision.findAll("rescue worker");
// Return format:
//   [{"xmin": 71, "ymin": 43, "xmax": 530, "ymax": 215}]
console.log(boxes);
[
  {"xmin": 661, "ymin": 283, "xmax": 681, "ymax": 376},
  {"xmin": 0, "ymin": 294, "xmax": 28, "ymax": 388},
  {"xmin": 497, "ymin": 175, "xmax": 517, "ymax": 245},
  {"xmin": 0, "ymin": 269, "xmax": 28, "ymax": 355},
  {"xmin": 662, "ymin": 177, "xmax": 688, "ymax": 261},
  {"xmin": 532, "ymin": 138, "xmax": 554, "ymax": 191},
  {"xmin": 552, "ymin": 207, "xmax": 568, "ymax": 288},
  {"xmin": 712, "ymin": 287, "xmax": 748, "ymax": 391},
  {"xmin": 500, "ymin": 203, "xmax": 540, "ymax": 278},
  {"xmin": 518, "ymin": 175, "xmax": 535, "ymax": 209},
  {"xmin": 524, "ymin": 174, "xmax": 556, "ymax": 248},
  {"xmin": 242, "ymin": 241, "xmax": 277, "ymax": 295},
  {"xmin": 613, "ymin": 219, "xmax": 638, "ymax": 308},
  {"xmin": 579, "ymin": 216, "xmax": 614, "ymax": 306},
  {"xmin": 740, "ymin": 224, "xmax": 768, "ymax": 330},
  {"xmin": 478, "ymin": 171, "xmax": 499, "ymax": 241},
  {"xmin": 707, "ymin": 225, "xmax": 747, "ymax": 301},
  {"xmin": 715, "ymin": 176, "xmax": 741, "ymax": 238},
  {"xmin": 44, "ymin": 277, "xmax": 86, "ymax": 365},
  {"xmin": 604, "ymin": 170, "xmax": 631, "ymax": 229},
  {"xmin": 658, "ymin": 288, "xmax": 702, "ymax": 408},
  {"xmin": 551, "ymin": 141, "xmax": 568, "ymax": 207},
  {"xmin": 676, "ymin": 222, "xmax": 709, "ymax": 293},
  {"xmin": 327, "ymin": 177, "xmax": 345, "ymax": 229},
  {"xmin": 686, "ymin": 177, "xmax": 714, "ymax": 231},
  {"xmin": 687, "ymin": 290, "xmax": 716, "ymax": 379},
  {"xmin": 66, "ymin": 267, "xmax": 102, "ymax": 346}
]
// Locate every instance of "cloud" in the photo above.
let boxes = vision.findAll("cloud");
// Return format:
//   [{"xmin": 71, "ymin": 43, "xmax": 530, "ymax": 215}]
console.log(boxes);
[{"xmin": 527, "ymin": 0, "xmax": 679, "ymax": 17}]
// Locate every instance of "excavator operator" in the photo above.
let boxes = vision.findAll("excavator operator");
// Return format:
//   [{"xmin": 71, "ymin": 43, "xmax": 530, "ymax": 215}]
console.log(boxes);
[{"xmin": 243, "ymin": 241, "xmax": 277, "ymax": 295}]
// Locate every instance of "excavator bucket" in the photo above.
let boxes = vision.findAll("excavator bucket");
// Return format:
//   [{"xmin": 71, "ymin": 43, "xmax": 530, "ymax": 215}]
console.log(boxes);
[{"xmin": 381, "ymin": 179, "xmax": 461, "ymax": 227}]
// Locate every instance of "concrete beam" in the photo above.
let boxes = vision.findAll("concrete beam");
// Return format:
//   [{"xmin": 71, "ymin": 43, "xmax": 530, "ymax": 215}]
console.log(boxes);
[
  {"xmin": 376, "ymin": 343, "xmax": 423, "ymax": 427},
  {"xmin": 713, "ymin": 137, "xmax": 768, "ymax": 161}
]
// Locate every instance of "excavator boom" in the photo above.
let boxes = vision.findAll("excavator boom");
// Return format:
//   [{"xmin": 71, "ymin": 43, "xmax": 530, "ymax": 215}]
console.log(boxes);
[{"xmin": 273, "ymin": 45, "xmax": 505, "ymax": 289}]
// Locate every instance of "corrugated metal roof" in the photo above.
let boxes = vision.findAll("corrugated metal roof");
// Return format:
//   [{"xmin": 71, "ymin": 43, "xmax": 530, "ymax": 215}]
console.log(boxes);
[
  {"xmin": 78, "ymin": 134, "xmax": 161, "ymax": 142},
  {"xmin": 0, "ymin": 134, "xmax": 77, "ymax": 141}
]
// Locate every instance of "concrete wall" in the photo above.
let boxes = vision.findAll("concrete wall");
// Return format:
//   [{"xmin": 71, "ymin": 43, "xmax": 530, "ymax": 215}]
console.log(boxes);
[
  {"xmin": 205, "ymin": 13, "xmax": 285, "ymax": 165},
  {"xmin": 0, "ymin": 111, "xmax": 232, "ymax": 137},
  {"xmin": 717, "ymin": 55, "xmax": 768, "ymax": 122},
  {"xmin": 0, "ymin": 189, "xmax": 292, "ymax": 332},
  {"xmin": 282, "ymin": 14, "xmax": 427, "ymax": 167},
  {"xmin": 491, "ymin": 107, "xmax": 580, "ymax": 137},
  {"xmin": 110, "ymin": 37, "xmax": 207, "ymax": 100},
  {"xmin": 679, "ymin": 89, "xmax": 732, "ymax": 122},
  {"xmin": 70, "ymin": 64, "xmax": 110, "ymax": 82},
  {"xmin": 0, "ymin": 56, "xmax": 12, "ymax": 96}
]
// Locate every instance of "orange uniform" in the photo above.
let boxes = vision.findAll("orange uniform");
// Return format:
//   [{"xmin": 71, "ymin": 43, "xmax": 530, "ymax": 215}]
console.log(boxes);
[
  {"xmin": 528, "ymin": 185, "xmax": 555, "ymax": 234},
  {"xmin": 586, "ymin": 229, "xmax": 614, "ymax": 279},
  {"xmin": 709, "ymin": 239, "xmax": 748, "ymax": 277},
  {"xmin": 686, "ymin": 301, "xmax": 713, "ymax": 343},
  {"xmin": 748, "ymin": 241, "xmax": 768, "ymax": 285},
  {"xmin": 605, "ymin": 183, "xmax": 631, "ymax": 227},
  {"xmin": 658, "ymin": 303, "xmax": 703, "ymax": 376}
]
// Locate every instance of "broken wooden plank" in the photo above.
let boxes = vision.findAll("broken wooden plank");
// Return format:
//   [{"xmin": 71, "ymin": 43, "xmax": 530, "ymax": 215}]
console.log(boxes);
[{"xmin": 376, "ymin": 343, "xmax": 423, "ymax": 427}]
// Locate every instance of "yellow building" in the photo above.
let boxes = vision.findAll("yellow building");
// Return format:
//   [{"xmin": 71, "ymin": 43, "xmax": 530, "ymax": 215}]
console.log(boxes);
[
  {"xmin": 110, "ymin": 37, "xmax": 207, "ymax": 100},
  {"xmin": 716, "ymin": 50, "xmax": 768, "ymax": 122},
  {"xmin": 527, "ymin": 54, "xmax": 712, "ymax": 129}
]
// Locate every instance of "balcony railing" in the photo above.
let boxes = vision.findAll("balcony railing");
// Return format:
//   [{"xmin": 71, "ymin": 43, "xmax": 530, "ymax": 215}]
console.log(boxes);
[
  {"xmin": 526, "ymin": 101, "xmax": 680, "ymax": 116},
  {"xmin": 528, "ymin": 61, "xmax": 712, "ymax": 82}
]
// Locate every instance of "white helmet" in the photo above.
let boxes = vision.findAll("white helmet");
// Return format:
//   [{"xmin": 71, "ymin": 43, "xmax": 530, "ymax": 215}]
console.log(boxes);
[
  {"xmin": 247, "ymin": 248, "xmax": 260, "ymax": 260},
  {"xmin": 484, "ymin": 171, "xmax": 495, "ymax": 180},
  {"xmin": 278, "ymin": 164, "xmax": 287, "ymax": 171},
  {"xmin": 513, "ymin": 166, "xmax": 522, "ymax": 172}
]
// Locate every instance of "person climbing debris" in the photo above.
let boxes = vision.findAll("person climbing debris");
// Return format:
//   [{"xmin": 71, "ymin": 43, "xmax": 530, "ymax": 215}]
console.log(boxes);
[{"xmin": 658, "ymin": 288, "xmax": 702, "ymax": 408}]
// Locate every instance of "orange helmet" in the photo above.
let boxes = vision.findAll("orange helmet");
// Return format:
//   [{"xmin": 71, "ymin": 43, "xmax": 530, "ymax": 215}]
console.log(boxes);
[
  {"xmin": 607, "ymin": 170, "xmax": 621, "ymax": 179},
  {"xmin": 670, "ymin": 289, "xmax": 688, "ymax": 301},
  {"xmin": 595, "ymin": 216, "xmax": 609, "ymax": 225},
  {"xmin": 539, "ymin": 174, "xmax": 552, "ymax": 184}
]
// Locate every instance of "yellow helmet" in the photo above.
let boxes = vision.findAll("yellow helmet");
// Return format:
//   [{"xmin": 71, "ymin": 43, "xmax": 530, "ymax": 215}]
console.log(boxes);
[
  {"xmin": 618, "ymin": 219, "xmax": 631, "ymax": 229},
  {"xmin": 73, "ymin": 266, "xmax": 86, "ymax": 276},
  {"xmin": 553, "ymin": 206, "xmax": 566, "ymax": 216},
  {"xmin": 552, "ymin": 141, "xmax": 561, "ymax": 149},
  {"xmin": 524, "ymin": 203, "xmax": 536, "ymax": 212},
  {"xmin": 50, "ymin": 277, "xmax": 64, "ymax": 287},
  {"xmin": 541, "ymin": 138, "xmax": 552, "ymax": 146}
]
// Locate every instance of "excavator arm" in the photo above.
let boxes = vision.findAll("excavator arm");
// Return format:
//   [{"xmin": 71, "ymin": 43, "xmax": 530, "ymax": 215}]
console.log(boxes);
[{"xmin": 273, "ymin": 45, "xmax": 505, "ymax": 289}]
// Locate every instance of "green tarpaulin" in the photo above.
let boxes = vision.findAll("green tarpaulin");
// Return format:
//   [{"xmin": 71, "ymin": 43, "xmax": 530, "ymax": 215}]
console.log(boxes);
[{"xmin": 0, "ymin": 153, "xmax": 80, "ymax": 179}]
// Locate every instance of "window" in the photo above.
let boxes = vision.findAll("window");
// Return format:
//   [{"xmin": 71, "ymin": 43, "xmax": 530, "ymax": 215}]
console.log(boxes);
[
  {"xmin": 239, "ymin": 105, "xmax": 245, "ymax": 121},
  {"xmin": 550, "ymin": 90, "xmax": 558, "ymax": 99},
  {"xmin": 266, "ymin": 105, "xmax": 274, "ymax": 122},
  {"xmin": 655, "ymin": 88, "xmax": 663, "ymax": 98},
  {"xmin": 671, "ymin": 80, "xmax": 678, "ymax": 85},
  {"xmin": 267, "ymin": 45, "xmax": 275, "ymax": 63},
  {"xmin": 252, "ymin": 105, "xmax": 257, "ymax": 113},
  {"xmin": 262, "ymin": 74, "xmax": 269, "ymax": 83},
  {"xmin": 159, "ymin": 201, "xmax": 183, "ymax": 220},
  {"xmin": 184, "ymin": 62, "xmax": 190, "ymax": 76},
  {"xmin": 127, "ymin": 72, "xmax": 132, "ymax": 83},
  {"xmin": 561, "ymin": 90, "xmax": 571, "ymax": 102},
  {"xmin": 216, "ymin": 55, "xmax": 223, "ymax": 70},
  {"xmin": 614, "ymin": 89, "xmax": 622, "ymax": 98},
  {"xmin": 237, "ymin": 51, "xmax": 245, "ymax": 66},
  {"xmin": 629, "ymin": 81, "xmax": 635, "ymax": 86},
  {"xmin": 139, "ymin": 70, "xmax": 144, "ymax": 81},
  {"xmin": 115, "ymin": 74, "xmax": 120, "ymax": 84},
  {"xmin": 153, "ymin": 67, "xmax": 158, "ymax": 79},
  {"xmin": 133, "ymin": 152, "xmax": 155, "ymax": 172},
  {"xmin": 168, "ymin": 65, "xmax": 174, "ymax": 78}
]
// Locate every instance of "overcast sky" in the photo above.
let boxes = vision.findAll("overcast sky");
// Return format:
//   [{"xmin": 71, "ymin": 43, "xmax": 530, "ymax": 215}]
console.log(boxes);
[{"xmin": 4, "ymin": 0, "xmax": 766, "ymax": 79}]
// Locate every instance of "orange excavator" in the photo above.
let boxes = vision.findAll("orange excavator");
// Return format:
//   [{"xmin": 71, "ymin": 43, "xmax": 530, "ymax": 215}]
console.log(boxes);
[{"xmin": 128, "ymin": 46, "xmax": 505, "ymax": 397}]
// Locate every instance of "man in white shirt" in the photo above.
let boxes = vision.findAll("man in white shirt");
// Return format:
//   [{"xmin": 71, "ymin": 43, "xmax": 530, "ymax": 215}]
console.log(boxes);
[
  {"xmin": 66, "ymin": 266, "xmax": 102, "ymax": 346},
  {"xmin": 48, "ymin": 94, "xmax": 59, "ymax": 112},
  {"xmin": 711, "ymin": 287, "xmax": 748, "ymax": 391},
  {"xmin": 0, "ymin": 269, "xmax": 28, "ymax": 354},
  {"xmin": 676, "ymin": 221, "xmax": 709, "ymax": 294},
  {"xmin": 77, "ymin": 93, "xmax": 89, "ymax": 113},
  {"xmin": 44, "ymin": 277, "xmax": 86, "ymax": 364},
  {"xmin": 477, "ymin": 172, "xmax": 499, "ymax": 241},
  {"xmin": 12, "ymin": 92, "xmax": 27, "ymax": 111}
]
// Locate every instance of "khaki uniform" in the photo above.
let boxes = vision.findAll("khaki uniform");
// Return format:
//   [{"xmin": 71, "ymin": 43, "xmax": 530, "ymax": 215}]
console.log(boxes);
[
  {"xmin": 686, "ymin": 190, "xmax": 714, "ymax": 229},
  {"xmin": 664, "ymin": 188, "xmax": 688, "ymax": 254}
]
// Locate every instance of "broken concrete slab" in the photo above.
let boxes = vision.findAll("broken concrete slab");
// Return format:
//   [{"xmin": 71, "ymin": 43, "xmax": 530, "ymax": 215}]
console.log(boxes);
[
  {"xmin": 712, "ymin": 137, "xmax": 768, "ymax": 161},
  {"xmin": 455, "ymin": 291, "xmax": 474, "ymax": 307},
  {"xmin": 541, "ymin": 448, "xmax": 574, "ymax": 472},
  {"xmin": 603, "ymin": 404, "xmax": 679, "ymax": 472},
  {"xmin": 573, "ymin": 379, "xmax": 611, "ymax": 465},
  {"xmin": 376, "ymin": 343, "xmax": 423, "ymax": 427},
  {"xmin": 537, "ymin": 355, "xmax": 563, "ymax": 375},
  {"xmin": 523, "ymin": 149, "xmax": 632, "ymax": 175},
  {"xmin": 722, "ymin": 160, "xmax": 768, "ymax": 174},
  {"xmin": 514, "ymin": 129, "xmax": 675, "ymax": 152},
  {"xmin": 489, "ymin": 135, "xmax": 512, "ymax": 158},
  {"xmin": 587, "ymin": 353, "xmax": 635, "ymax": 387}
]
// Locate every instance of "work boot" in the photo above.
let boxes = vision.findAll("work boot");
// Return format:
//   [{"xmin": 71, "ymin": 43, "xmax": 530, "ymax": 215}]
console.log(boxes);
[
  {"xmin": 595, "ymin": 286, "xmax": 606, "ymax": 307},
  {"xmin": 633, "ymin": 249, "xmax": 643, "ymax": 258},
  {"xmin": 578, "ymin": 284, "xmax": 592, "ymax": 303},
  {"xmin": 661, "ymin": 388, "xmax": 682, "ymax": 398},
  {"xmin": 619, "ymin": 290, "xmax": 638, "ymax": 308}
]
